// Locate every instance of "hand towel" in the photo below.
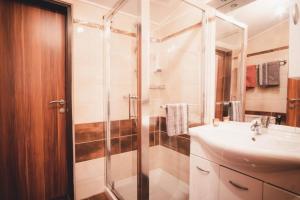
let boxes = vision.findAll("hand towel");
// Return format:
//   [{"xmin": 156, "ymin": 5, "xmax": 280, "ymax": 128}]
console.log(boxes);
[
  {"xmin": 228, "ymin": 101, "xmax": 242, "ymax": 122},
  {"xmin": 246, "ymin": 65, "xmax": 257, "ymax": 89},
  {"xmin": 258, "ymin": 61, "xmax": 280, "ymax": 87},
  {"xmin": 166, "ymin": 103, "xmax": 189, "ymax": 136},
  {"xmin": 266, "ymin": 61, "xmax": 280, "ymax": 86}
]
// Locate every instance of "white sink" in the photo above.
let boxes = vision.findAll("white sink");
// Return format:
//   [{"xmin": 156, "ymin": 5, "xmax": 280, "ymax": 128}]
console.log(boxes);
[{"xmin": 190, "ymin": 122, "xmax": 300, "ymax": 171}]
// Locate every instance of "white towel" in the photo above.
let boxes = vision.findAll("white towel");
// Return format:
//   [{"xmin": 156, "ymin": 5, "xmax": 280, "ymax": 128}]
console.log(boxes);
[
  {"xmin": 166, "ymin": 103, "xmax": 189, "ymax": 136},
  {"xmin": 229, "ymin": 101, "xmax": 242, "ymax": 122}
]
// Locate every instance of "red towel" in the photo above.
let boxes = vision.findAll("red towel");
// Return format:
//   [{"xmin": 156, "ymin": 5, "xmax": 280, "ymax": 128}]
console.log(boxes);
[{"xmin": 246, "ymin": 65, "xmax": 256, "ymax": 89}]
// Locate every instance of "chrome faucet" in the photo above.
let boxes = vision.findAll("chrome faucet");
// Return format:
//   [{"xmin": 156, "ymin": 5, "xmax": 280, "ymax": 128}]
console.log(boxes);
[
  {"xmin": 261, "ymin": 116, "xmax": 271, "ymax": 128},
  {"xmin": 250, "ymin": 120, "xmax": 261, "ymax": 135},
  {"xmin": 250, "ymin": 116, "xmax": 271, "ymax": 137}
]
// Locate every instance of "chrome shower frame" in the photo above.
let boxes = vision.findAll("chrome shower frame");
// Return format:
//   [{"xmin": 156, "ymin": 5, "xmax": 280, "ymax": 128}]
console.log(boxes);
[{"xmin": 102, "ymin": 1, "xmax": 243, "ymax": 200}]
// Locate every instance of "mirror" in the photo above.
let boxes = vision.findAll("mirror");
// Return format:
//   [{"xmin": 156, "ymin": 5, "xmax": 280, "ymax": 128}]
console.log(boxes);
[
  {"xmin": 214, "ymin": 15, "xmax": 246, "ymax": 122},
  {"xmin": 215, "ymin": 0, "xmax": 292, "ymax": 126}
]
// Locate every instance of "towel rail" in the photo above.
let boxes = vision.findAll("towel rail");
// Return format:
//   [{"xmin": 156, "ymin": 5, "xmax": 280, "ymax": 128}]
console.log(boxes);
[
  {"xmin": 255, "ymin": 60, "xmax": 287, "ymax": 68},
  {"xmin": 216, "ymin": 101, "xmax": 231, "ymax": 105}
]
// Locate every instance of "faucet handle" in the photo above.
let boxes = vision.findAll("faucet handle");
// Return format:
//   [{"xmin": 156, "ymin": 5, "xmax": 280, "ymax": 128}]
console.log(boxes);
[
  {"xmin": 250, "ymin": 118, "xmax": 261, "ymax": 126},
  {"xmin": 261, "ymin": 116, "xmax": 271, "ymax": 128}
]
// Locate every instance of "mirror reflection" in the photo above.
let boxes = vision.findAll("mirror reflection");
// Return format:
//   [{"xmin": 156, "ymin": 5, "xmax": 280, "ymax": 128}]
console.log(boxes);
[{"xmin": 215, "ymin": 0, "xmax": 291, "ymax": 126}]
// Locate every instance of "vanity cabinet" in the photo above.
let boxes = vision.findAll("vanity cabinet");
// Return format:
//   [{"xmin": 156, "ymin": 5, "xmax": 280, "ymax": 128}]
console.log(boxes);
[
  {"xmin": 189, "ymin": 154, "xmax": 300, "ymax": 200},
  {"xmin": 219, "ymin": 166, "xmax": 263, "ymax": 200},
  {"xmin": 190, "ymin": 155, "xmax": 219, "ymax": 200},
  {"xmin": 263, "ymin": 183, "xmax": 300, "ymax": 200}
]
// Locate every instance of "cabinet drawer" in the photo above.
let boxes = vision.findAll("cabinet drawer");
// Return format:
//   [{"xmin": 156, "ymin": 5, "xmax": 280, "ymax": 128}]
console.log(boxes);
[
  {"xmin": 219, "ymin": 166, "xmax": 263, "ymax": 200},
  {"xmin": 263, "ymin": 183, "xmax": 300, "ymax": 200},
  {"xmin": 190, "ymin": 155, "xmax": 219, "ymax": 200}
]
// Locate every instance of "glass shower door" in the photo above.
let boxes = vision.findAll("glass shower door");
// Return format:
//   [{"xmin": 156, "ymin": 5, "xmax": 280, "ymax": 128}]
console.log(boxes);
[
  {"xmin": 103, "ymin": 1, "xmax": 139, "ymax": 199},
  {"xmin": 147, "ymin": 1, "xmax": 207, "ymax": 200},
  {"xmin": 104, "ymin": 1, "xmax": 209, "ymax": 200}
]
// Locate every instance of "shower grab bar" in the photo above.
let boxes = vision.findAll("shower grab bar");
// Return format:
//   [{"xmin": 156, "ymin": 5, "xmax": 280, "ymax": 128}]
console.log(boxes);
[{"xmin": 128, "ymin": 94, "xmax": 137, "ymax": 120}]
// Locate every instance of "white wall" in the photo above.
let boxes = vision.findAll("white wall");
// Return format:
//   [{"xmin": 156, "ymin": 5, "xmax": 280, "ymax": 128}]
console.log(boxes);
[
  {"xmin": 150, "ymin": 8, "xmax": 205, "ymax": 123},
  {"xmin": 159, "ymin": 30, "xmax": 203, "ymax": 123}
]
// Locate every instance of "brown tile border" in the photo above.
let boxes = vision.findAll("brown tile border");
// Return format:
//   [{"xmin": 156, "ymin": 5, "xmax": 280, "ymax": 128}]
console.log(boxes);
[
  {"xmin": 160, "ymin": 132, "xmax": 190, "ymax": 156},
  {"xmin": 75, "ymin": 140, "xmax": 105, "ymax": 162},
  {"xmin": 110, "ymin": 120, "xmax": 120, "ymax": 138},
  {"xmin": 120, "ymin": 135, "xmax": 133, "ymax": 153},
  {"xmin": 120, "ymin": 119, "xmax": 133, "ymax": 136},
  {"xmin": 75, "ymin": 122, "xmax": 105, "ymax": 143},
  {"xmin": 111, "ymin": 138, "xmax": 120, "ymax": 155},
  {"xmin": 74, "ymin": 116, "xmax": 192, "ymax": 163},
  {"xmin": 159, "ymin": 116, "xmax": 192, "ymax": 156},
  {"xmin": 177, "ymin": 136, "xmax": 190, "ymax": 156}
]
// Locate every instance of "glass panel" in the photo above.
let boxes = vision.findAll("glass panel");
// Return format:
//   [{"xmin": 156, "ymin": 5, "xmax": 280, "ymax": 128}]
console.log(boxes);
[
  {"xmin": 215, "ymin": 17, "xmax": 245, "ymax": 121},
  {"xmin": 103, "ymin": 1, "xmax": 139, "ymax": 199},
  {"xmin": 147, "ymin": 2, "xmax": 205, "ymax": 199}
]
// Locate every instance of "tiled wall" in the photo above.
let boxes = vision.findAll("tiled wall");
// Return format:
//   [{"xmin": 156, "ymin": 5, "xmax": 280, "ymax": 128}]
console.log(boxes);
[
  {"xmin": 245, "ymin": 20, "xmax": 289, "ymax": 113},
  {"xmin": 159, "ymin": 118, "xmax": 190, "ymax": 156},
  {"xmin": 75, "ymin": 122, "xmax": 105, "ymax": 162},
  {"xmin": 74, "ymin": 117, "xmax": 191, "ymax": 163},
  {"xmin": 67, "ymin": 0, "xmax": 200, "ymax": 198}
]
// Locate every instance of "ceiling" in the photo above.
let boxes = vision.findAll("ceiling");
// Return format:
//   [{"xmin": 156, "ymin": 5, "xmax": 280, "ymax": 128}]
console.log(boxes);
[
  {"xmin": 207, "ymin": 0, "xmax": 255, "ymax": 13},
  {"xmin": 86, "ymin": 0, "xmax": 290, "ymax": 38},
  {"xmin": 87, "ymin": 0, "xmax": 183, "ymax": 24},
  {"xmin": 227, "ymin": 0, "xmax": 289, "ymax": 38},
  {"xmin": 88, "ymin": 0, "xmax": 251, "ymax": 24}
]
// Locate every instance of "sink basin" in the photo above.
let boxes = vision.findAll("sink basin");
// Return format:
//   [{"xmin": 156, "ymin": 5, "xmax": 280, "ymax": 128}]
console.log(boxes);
[{"xmin": 190, "ymin": 122, "xmax": 300, "ymax": 171}]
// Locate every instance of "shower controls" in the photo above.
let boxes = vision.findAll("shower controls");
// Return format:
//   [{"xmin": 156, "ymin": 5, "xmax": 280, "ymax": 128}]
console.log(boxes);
[{"xmin": 128, "ymin": 94, "xmax": 137, "ymax": 120}]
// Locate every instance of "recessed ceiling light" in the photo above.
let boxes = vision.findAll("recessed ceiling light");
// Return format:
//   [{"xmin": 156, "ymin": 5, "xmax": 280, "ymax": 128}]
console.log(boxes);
[{"xmin": 230, "ymin": 3, "xmax": 238, "ymax": 8}]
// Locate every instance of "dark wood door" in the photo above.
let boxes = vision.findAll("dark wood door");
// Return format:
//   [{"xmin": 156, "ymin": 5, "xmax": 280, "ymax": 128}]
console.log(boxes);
[
  {"xmin": 215, "ymin": 50, "xmax": 232, "ymax": 120},
  {"xmin": 0, "ymin": 1, "xmax": 71, "ymax": 199},
  {"xmin": 287, "ymin": 78, "xmax": 300, "ymax": 127}
]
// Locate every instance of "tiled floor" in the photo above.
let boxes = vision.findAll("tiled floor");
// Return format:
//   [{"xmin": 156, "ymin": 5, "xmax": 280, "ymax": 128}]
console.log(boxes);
[
  {"xmin": 113, "ymin": 168, "xmax": 189, "ymax": 200},
  {"xmin": 83, "ymin": 192, "xmax": 109, "ymax": 200}
]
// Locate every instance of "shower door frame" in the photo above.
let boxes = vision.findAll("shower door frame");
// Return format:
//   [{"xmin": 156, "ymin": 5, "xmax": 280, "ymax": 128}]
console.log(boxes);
[{"xmin": 103, "ymin": 1, "xmax": 216, "ymax": 200}]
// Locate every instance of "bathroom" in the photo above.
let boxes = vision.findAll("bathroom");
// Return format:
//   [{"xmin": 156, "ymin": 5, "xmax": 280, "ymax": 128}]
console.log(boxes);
[{"xmin": 0, "ymin": 0, "xmax": 299, "ymax": 200}]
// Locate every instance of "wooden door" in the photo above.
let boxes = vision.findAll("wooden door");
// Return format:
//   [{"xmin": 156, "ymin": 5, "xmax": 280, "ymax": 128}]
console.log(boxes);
[
  {"xmin": 215, "ymin": 50, "xmax": 232, "ymax": 120},
  {"xmin": 0, "ymin": 1, "xmax": 71, "ymax": 199},
  {"xmin": 287, "ymin": 78, "xmax": 300, "ymax": 127}
]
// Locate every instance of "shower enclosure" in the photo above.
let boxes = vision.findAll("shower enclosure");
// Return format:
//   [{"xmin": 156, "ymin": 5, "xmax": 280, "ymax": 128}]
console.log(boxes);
[{"xmin": 102, "ymin": 1, "xmax": 246, "ymax": 200}]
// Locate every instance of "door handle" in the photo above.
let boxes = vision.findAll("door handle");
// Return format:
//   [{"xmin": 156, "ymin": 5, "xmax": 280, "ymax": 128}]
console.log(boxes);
[
  {"xmin": 196, "ymin": 166, "xmax": 210, "ymax": 174},
  {"xmin": 49, "ymin": 99, "xmax": 65, "ymax": 105},
  {"xmin": 229, "ymin": 180, "xmax": 249, "ymax": 191}
]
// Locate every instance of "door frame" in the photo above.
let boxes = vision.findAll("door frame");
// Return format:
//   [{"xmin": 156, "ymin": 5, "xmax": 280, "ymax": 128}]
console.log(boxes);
[{"xmin": 42, "ymin": 0, "xmax": 74, "ymax": 199}]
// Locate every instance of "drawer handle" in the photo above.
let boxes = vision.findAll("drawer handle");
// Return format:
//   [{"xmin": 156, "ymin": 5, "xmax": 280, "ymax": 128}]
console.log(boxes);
[
  {"xmin": 196, "ymin": 166, "xmax": 210, "ymax": 174},
  {"xmin": 229, "ymin": 180, "xmax": 249, "ymax": 191}
]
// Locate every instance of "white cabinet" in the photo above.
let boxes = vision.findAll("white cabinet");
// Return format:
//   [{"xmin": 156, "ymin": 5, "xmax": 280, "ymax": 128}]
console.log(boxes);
[
  {"xmin": 263, "ymin": 183, "xmax": 300, "ymax": 200},
  {"xmin": 219, "ymin": 167, "xmax": 263, "ymax": 200},
  {"xmin": 190, "ymin": 155, "xmax": 219, "ymax": 200}
]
